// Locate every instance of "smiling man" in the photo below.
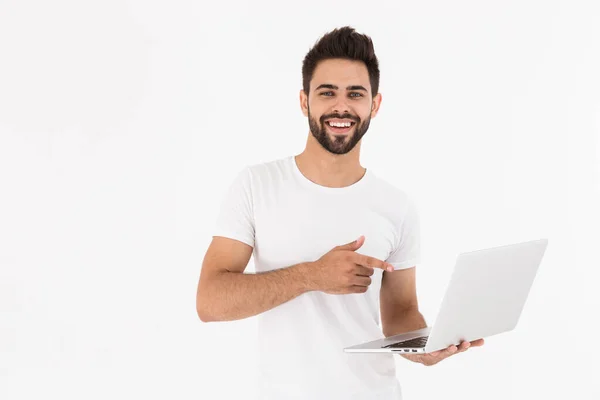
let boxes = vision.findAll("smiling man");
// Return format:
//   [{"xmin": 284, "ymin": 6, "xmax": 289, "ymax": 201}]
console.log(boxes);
[{"xmin": 197, "ymin": 26, "xmax": 483, "ymax": 400}]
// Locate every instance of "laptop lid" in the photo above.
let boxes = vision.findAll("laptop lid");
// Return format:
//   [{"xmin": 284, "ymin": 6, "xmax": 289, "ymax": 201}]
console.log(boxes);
[{"xmin": 424, "ymin": 238, "xmax": 548, "ymax": 352}]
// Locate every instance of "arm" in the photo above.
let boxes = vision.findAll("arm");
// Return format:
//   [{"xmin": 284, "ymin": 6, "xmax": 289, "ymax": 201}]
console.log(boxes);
[
  {"xmin": 196, "ymin": 236, "xmax": 312, "ymax": 322},
  {"xmin": 379, "ymin": 266, "xmax": 427, "ymax": 337}
]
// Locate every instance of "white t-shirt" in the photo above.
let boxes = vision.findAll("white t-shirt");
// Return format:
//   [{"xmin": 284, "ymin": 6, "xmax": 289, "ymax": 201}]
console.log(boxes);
[{"xmin": 212, "ymin": 155, "xmax": 421, "ymax": 400}]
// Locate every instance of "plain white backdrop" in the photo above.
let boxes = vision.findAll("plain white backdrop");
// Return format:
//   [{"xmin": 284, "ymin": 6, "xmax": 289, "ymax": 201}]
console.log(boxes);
[{"xmin": 1, "ymin": 0, "xmax": 599, "ymax": 399}]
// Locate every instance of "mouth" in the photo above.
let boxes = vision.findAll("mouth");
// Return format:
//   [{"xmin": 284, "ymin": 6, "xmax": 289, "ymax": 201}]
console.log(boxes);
[{"xmin": 324, "ymin": 119, "xmax": 356, "ymax": 135}]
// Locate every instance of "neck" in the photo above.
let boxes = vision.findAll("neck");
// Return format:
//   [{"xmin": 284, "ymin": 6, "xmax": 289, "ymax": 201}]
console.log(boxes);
[{"xmin": 295, "ymin": 137, "xmax": 366, "ymax": 188}]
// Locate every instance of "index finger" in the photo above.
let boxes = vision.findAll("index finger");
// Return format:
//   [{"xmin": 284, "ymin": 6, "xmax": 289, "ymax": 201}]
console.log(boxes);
[{"xmin": 353, "ymin": 253, "xmax": 393, "ymax": 272}]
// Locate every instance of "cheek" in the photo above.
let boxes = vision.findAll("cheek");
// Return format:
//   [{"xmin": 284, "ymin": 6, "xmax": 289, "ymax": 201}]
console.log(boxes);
[
  {"xmin": 361, "ymin": 107, "xmax": 375, "ymax": 120},
  {"xmin": 307, "ymin": 107, "xmax": 323, "ymax": 121}
]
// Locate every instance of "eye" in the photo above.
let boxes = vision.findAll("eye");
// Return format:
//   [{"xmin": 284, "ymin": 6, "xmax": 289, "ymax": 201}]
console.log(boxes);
[
  {"xmin": 349, "ymin": 92, "xmax": 363, "ymax": 98},
  {"xmin": 320, "ymin": 91, "xmax": 334, "ymax": 96}
]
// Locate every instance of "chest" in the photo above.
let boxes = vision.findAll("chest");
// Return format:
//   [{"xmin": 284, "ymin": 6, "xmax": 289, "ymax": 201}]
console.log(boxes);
[{"xmin": 254, "ymin": 192, "xmax": 397, "ymax": 272}]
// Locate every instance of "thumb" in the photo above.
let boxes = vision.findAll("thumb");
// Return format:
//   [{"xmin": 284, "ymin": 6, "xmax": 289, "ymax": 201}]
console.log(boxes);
[{"xmin": 337, "ymin": 235, "xmax": 365, "ymax": 251}]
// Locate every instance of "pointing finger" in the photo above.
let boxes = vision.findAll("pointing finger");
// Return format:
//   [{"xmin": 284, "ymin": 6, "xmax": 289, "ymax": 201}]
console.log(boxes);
[
  {"xmin": 355, "ymin": 265, "xmax": 375, "ymax": 277},
  {"xmin": 354, "ymin": 253, "xmax": 394, "ymax": 272}
]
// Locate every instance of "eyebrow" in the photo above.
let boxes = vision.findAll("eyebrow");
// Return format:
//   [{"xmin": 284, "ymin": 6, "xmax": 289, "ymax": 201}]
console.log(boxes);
[{"xmin": 315, "ymin": 84, "xmax": 368, "ymax": 92}]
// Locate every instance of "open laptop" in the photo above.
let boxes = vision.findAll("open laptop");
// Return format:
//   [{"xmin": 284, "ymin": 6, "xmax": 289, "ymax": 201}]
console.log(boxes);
[{"xmin": 344, "ymin": 238, "xmax": 548, "ymax": 354}]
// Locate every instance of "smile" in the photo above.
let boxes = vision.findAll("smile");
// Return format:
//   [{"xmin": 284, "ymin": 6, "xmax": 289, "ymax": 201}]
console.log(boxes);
[{"xmin": 325, "ymin": 121, "xmax": 355, "ymax": 134}]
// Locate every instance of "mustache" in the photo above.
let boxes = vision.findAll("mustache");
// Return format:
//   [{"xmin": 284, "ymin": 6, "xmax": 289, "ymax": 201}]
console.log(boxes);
[{"xmin": 321, "ymin": 114, "xmax": 359, "ymax": 123}]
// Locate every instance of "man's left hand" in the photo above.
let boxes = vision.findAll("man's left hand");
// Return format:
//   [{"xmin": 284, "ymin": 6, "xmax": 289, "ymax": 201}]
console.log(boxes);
[{"xmin": 400, "ymin": 339, "xmax": 484, "ymax": 366}]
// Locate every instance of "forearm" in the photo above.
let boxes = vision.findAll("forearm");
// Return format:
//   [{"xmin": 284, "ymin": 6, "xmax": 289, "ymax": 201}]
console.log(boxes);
[
  {"xmin": 198, "ymin": 263, "xmax": 313, "ymax": 322},
  {"xmin": 382, "ymin": 308, "xmax": 427, "ymax": 338}
]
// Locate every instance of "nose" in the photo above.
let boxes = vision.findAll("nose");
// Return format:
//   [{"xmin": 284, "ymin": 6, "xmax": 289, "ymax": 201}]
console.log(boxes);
[{"xmin": 332, "ymin": 96, "xmax": 351, "ymax": 115}]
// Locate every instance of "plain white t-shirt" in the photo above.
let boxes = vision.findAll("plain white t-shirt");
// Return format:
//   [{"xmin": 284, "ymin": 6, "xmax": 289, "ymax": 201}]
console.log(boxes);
[{"xmin": 211, "ymin": 155, "xmax": 421, "ymax": 400}]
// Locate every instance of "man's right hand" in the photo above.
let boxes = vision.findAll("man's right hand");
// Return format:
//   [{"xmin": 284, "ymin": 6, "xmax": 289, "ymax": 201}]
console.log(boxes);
[{"xmin": 305, "ymin": 235, "xmax": 395, "ymax": 295}]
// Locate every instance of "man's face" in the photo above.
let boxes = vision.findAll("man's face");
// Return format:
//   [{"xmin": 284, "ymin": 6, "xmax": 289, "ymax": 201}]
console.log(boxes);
[{"xmin": 300, "ymin": 58, "xmax": 381, "ymax": 155}]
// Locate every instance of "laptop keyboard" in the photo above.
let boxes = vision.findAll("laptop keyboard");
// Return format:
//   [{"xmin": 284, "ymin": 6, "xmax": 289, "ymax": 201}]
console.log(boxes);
[{"xmin": 382, "ymin": 336, "xmax": 429, "ymax": 349}]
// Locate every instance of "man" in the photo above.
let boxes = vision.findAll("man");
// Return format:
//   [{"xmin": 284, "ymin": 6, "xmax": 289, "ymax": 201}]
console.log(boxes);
[{"xmin": 196, "ymin": 26, "xmax": 484, "ymax": 400}]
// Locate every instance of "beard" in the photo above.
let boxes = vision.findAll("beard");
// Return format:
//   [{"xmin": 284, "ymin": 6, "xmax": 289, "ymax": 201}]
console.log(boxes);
[{"xmin": 307, "ymin": 107, "xmax": 371, "ymax": 155}]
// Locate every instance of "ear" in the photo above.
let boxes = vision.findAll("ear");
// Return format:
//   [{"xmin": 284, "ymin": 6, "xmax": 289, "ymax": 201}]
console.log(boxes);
[
  {"xmin": 370, "ymin": 92, "xmax": 382, "ymax": 118},
  {"xmin": 299, "ymin": 89, "xmax": 309, "ymax": 117}
]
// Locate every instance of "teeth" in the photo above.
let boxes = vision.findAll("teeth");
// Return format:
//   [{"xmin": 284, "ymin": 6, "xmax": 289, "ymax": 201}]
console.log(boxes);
[{"xmin": 328, "ymin": 121, "xmax": 352, "ymax": 128}]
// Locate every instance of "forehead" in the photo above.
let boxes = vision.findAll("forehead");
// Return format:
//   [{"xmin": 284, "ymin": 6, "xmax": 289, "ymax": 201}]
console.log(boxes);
[{"xmin": 311, "ymin": 58, "xmax": 370, "ymax": 90}]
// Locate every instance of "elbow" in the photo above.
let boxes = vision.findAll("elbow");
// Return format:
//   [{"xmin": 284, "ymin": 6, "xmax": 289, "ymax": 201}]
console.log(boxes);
[
  {"xmin": 197, "ymin": 302, "xmax": 217, "ymax": 323},
  {"xmin": 196, "ymin": 273, "xmax": 230, "ymax": 322},
  {"xmin": 198, "ymin": 312, "xmax": 215, "ymax": 323},
  {"xmin": 196, "ymin": 277, "xmax": 216, "ymax": 322},
  {"xmin": 196, "ymin": 292, "xmax": 217, "ymax": 322},
  {"xmin": 196, "ymin": 304, "xmax": 211, "ymax": 323}
]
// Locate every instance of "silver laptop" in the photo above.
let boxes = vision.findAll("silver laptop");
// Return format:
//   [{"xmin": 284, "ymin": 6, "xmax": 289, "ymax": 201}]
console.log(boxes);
[{"xmin": 344, "ymin": 238, "xmax": 548, "ymax": 354}]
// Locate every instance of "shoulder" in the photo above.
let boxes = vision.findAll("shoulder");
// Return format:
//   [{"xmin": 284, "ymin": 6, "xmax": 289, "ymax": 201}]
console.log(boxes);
[
  {"xmin": 246, "ymin": 156, "xmax": 288, "ymax": 175},
  {"xmin": 239, "ymin": 156, "xmax": 292, "ymax": 187}
]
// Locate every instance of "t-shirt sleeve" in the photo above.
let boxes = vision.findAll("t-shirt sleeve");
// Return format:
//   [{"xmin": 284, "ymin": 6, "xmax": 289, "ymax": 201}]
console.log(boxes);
[
  {"xmin": 211, "ymin": 166, "xmax": 255, "ymax": 248},
  {"xmin": 386, "ymin": 196, "xmax": 421, "ymax": 270}
]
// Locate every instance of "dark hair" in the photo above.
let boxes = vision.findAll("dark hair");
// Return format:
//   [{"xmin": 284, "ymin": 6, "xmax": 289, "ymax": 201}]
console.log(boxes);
[{"xmin": 302, "ymin": 26, "xmax": 380, "ymax": 98}]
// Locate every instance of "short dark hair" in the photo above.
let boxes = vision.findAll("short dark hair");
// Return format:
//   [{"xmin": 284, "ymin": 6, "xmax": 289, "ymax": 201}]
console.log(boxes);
[{"xmin": 302, "ymin": 26, "xmax": 380, "ymax": 98}]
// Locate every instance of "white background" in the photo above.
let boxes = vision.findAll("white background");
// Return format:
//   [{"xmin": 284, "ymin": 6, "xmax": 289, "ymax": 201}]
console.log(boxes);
[{"xmin": 1, "ymin": 0, "xmax": 599, "ymax": 399}]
